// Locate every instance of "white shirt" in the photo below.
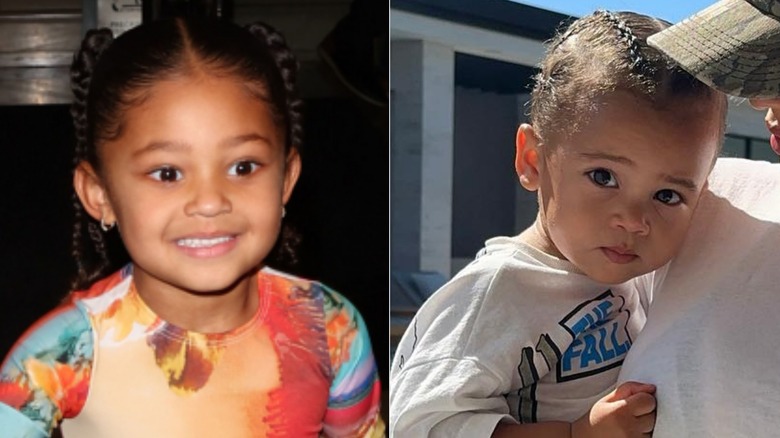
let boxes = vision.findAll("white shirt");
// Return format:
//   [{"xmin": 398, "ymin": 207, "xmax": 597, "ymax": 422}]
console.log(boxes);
[
  {"xmin": 391, "ymin": 237, "xmax": 650, "ymax": 437},
  {"xmin": 618, "ymin": 158, "xmax": 780, "ymax": 438}
]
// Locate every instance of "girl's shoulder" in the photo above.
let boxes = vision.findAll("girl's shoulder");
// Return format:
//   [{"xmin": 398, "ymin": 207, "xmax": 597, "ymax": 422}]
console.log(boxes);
[
  {"xmin": 0, "ymin": 293, "xmax": 95, "ymax": 434},
  {"xmin": 258, "ymin": 268, "xmax": 371, "ymax": 359},
  {"xmin": 0, "ymin": 268, "xmax": 129, "ymax": 386},
  {"xmin": 2, "ymin": 300, "xmax": 94, "ymax": 373},
  {"xmin": 258, "ymin": 267, "xmax": 357, "ymax": 312},
  {"xmin": 69, "ymin": 265, "xmax": 133, "ymax": 306}
]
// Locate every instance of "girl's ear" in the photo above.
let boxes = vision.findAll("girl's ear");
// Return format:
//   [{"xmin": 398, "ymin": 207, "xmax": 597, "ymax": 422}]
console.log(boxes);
[
  {"xmin": 282, "ymin": 150, "xmax": 302, "ymax": 204},
  {"xmin": 515, "ymin": 124, "xmax": 541, "ymax": 191},
  {"xmin": 73, "ymin": 162, "xmax": 115, "ymax": 224}
]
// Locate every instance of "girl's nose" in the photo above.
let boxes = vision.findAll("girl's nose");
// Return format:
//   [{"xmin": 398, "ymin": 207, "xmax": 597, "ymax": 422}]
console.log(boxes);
[
  {"xmin": 184, "ymin": 179, "xmax": 232, "ymax": 217},
  {"xmin": 610, "ymin": 203, "xmax": 650, "ymax": 236}
]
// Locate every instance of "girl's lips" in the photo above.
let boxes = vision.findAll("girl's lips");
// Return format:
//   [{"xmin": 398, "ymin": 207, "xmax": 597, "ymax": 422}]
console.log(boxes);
[
  {"xmin": 175, "ymin": 235, "xmax": 237, "ymax": 258},
  {"xmin": 177, "ymin": 236, "xmax": 233, "ymax": 248},
  {"xmin": 771, "ymin": 134, "xmax": 780, "ymax": 155},
  {"xmin": 601, "ymin": 247, "xmax": 638, "ymax": 264}
]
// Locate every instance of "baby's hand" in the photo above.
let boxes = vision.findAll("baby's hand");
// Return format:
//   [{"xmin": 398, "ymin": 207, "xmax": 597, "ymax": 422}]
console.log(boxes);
[{"xmin": 571, "ymin": 381, "xmax": 656, "ymax": 438}]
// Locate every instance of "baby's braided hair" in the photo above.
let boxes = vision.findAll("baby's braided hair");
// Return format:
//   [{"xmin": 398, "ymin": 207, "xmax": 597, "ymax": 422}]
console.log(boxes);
[
  {"xmin": 68, "ymin": 19, "xmax": 304, "ymax": 291},
  {"xmin": 595, "ymin": 10, "xmax": 657, "ymax": 80},
  {"xmin": 530, "ymin": 10, "xmax": 725, "ymax": 145}
]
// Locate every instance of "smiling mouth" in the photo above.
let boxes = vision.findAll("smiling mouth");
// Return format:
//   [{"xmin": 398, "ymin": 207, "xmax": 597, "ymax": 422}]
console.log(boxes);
[{"xmin": 176, "ymin": 236, "xmax": 234, "ymax": 248}]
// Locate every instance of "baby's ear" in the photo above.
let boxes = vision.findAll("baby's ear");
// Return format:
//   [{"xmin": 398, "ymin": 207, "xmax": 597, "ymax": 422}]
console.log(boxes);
[
  {"xmin": 73, "ymin": 161, "xmax": 115, "ymax": 223},
  {"xmin": 515, "ymin": 124, "xmax": 541, "ymax": 191}
]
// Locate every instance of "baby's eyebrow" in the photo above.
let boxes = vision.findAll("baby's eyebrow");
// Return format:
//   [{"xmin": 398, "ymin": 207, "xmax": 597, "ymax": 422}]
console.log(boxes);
[
  {"xmin": 578, "ymin": 152, "xmax": 634, "ymax": 166},
  {"xmin": 663, "ymin": 175, "xmax": 697, "ymax": 191}
]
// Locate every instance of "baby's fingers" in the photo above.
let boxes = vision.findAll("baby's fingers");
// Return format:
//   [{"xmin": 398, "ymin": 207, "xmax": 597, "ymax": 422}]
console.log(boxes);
[
  {"xmin": 626, "ymin": 391, "xmax": 656, "ymax": 417},
  {"xmin": 635, "ymin": 411, "xmax": 656, "ymax": 434}
]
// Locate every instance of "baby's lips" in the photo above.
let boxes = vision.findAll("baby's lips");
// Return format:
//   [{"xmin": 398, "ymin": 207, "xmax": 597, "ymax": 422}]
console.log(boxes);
[{"xmin": 771, "ymin": 134, "xmax": 780, "ymax": 155}]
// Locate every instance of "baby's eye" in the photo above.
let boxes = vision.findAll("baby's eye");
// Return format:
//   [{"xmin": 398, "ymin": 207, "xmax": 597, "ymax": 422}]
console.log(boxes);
[
  {"xmin": 587, "ymin": 168, "xmax": 618, "ymax": 187},
  {"xmin": 654, "ymin": 189, "xmax": 683, "ymax": 205},
  {"xmin": 228, "ymin": 160, "xmax": 260, "ymax": 177},
  {"xmin": 149, "ymin": 167, "xmax": 182, "ymax": 182}
]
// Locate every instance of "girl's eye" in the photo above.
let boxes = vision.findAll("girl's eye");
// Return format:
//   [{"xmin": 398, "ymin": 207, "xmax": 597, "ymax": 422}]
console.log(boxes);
[
  {"xmin": 228, "ymin": 160, "xmax": 259, "ymax": 176},
  {"xmin": 587, "ymin": 168, "xmax": 618, "ymax": 187},
  {"xmin": 654, "ymin": 189, "xmax": 683, "ymax": 205},
  {"xmin": 149, "ymin": 167, "xmax": 182, "ymax": 182}
]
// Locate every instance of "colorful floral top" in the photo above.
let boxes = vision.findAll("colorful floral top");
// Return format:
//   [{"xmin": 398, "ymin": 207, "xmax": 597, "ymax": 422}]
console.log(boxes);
[{"xmin": 0, "ymin": 265, "xmax": 384, "ymax": 437}]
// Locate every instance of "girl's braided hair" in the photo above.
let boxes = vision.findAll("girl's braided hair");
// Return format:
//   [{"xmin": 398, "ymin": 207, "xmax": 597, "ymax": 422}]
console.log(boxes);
[
  {"xmin": 530, "ymin": 10, "xmax": 727, "ymax": 146},
  {"xmin": 69, "ymin": 18, "xmax": 303, "ymax": 291}
]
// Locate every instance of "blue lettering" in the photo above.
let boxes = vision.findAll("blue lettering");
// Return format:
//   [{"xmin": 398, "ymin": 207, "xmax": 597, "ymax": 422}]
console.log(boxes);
[
  {"xmin": 597, "ymin": 326, "xmax": 616, "ymax": 361},
  {"xmin": 593, "ymin": 303, "xmax": 605, "ymax": 321},
  {"xmin": 562, "ymin": 339, "xmax": 583, "ymax": 372},
  {"xmin": 570, "ymin": 313, "xmax": 595, "ymax": 337},
  {"xmin": 580, "ymin": 333, "xmax": 603, "ymax": 368},
  {"xmin": 596, "ymin": 301, "xmax": 613, "ymax": 321},
  {"xmin": 610, "ymin": 321, "xmax": 630, "ymax": 356},
  {"xmin": 559, "ymin": 298, "xmax": 635, "ymax": 378},
  {"xmin": 570, "ymin": 301, "xmax": 615, "ymax": 338}
]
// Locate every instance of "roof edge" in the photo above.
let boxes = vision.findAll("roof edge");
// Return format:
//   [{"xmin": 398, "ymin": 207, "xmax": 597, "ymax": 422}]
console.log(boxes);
[{"xmin": 391, "ymin": 0, "xmax": 574, "ymax": 41}]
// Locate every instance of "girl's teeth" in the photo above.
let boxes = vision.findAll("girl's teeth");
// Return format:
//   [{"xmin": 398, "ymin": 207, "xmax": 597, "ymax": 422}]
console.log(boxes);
[{"xmin": 177, "ymin": 237, "xmax": 231, "ymax": 248}]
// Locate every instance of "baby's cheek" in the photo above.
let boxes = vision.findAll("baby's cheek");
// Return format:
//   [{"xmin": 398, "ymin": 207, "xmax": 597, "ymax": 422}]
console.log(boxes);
[{"xmin": 660, "ymin": 222, "xmax": 691, "ymax": 259}]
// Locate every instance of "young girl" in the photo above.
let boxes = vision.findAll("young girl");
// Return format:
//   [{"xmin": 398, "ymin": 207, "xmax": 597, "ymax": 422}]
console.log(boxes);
[
  {"xmin": 0, "ymin": 18, "xmax": 383, "ymax": 438},
  {"xmin": 390, "ymin": 10, "xmax": 727, "ymax": 438}
]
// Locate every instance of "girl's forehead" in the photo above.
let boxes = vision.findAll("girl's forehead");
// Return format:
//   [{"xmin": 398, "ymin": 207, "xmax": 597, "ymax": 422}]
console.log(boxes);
[
  {"xmin": 133, "ymin": 74, "xmax": 269, "ymax": 110},
  {"xmin": 111, "ymin": 75, "xmax": 283, "ymax": 145}
]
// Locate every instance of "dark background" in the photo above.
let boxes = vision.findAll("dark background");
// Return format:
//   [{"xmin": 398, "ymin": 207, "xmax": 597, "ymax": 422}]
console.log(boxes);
[{"xmin": 0, "ymin": 31, "xmax": 389, "ymax": 392}]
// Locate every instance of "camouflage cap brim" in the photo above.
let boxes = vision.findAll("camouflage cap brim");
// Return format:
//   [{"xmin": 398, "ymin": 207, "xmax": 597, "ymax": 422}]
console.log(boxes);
[{"xmin": 648, "ymin": 0, "xmax": 780, "ymax": 98}]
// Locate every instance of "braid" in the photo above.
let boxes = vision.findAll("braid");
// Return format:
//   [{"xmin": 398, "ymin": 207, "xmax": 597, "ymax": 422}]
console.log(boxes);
[
  {"xmin": 243, "ymin": 22, "xmax": 303, "ymax": 269},
  {"xmin": 244, "ymin": 22, "xmax": 303, "ymax": 152},
  {"xmin": 547, "ymin": 17, "xmax": 580, "ymax": 54},
  {"xmin": 596, "ymin": 10, "xmax": 656, "ymax": 78},
  {"xmin": 70, "ymin": 28, "xmax": 113, "ymax": 164},
  {"xmin": 532, "ymin": 10, "xmax": 719, "ymax": 144},
  {"xmin": 69, "ymin": 28, "xmax": 115, "ymax": 291}
]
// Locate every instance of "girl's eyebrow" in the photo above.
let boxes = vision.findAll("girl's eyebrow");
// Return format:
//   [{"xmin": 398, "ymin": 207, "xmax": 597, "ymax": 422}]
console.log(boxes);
[
  {"xmin": 220, "ymin": 133, "xmax": 273, "ymax": 148},
  {"xmin": 133, "ymin": 133, "xmax": 273, "ymax": 157},
  {"xmin": 133, "ymin": 140, "xmax": 189, "ymax": 157}
]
